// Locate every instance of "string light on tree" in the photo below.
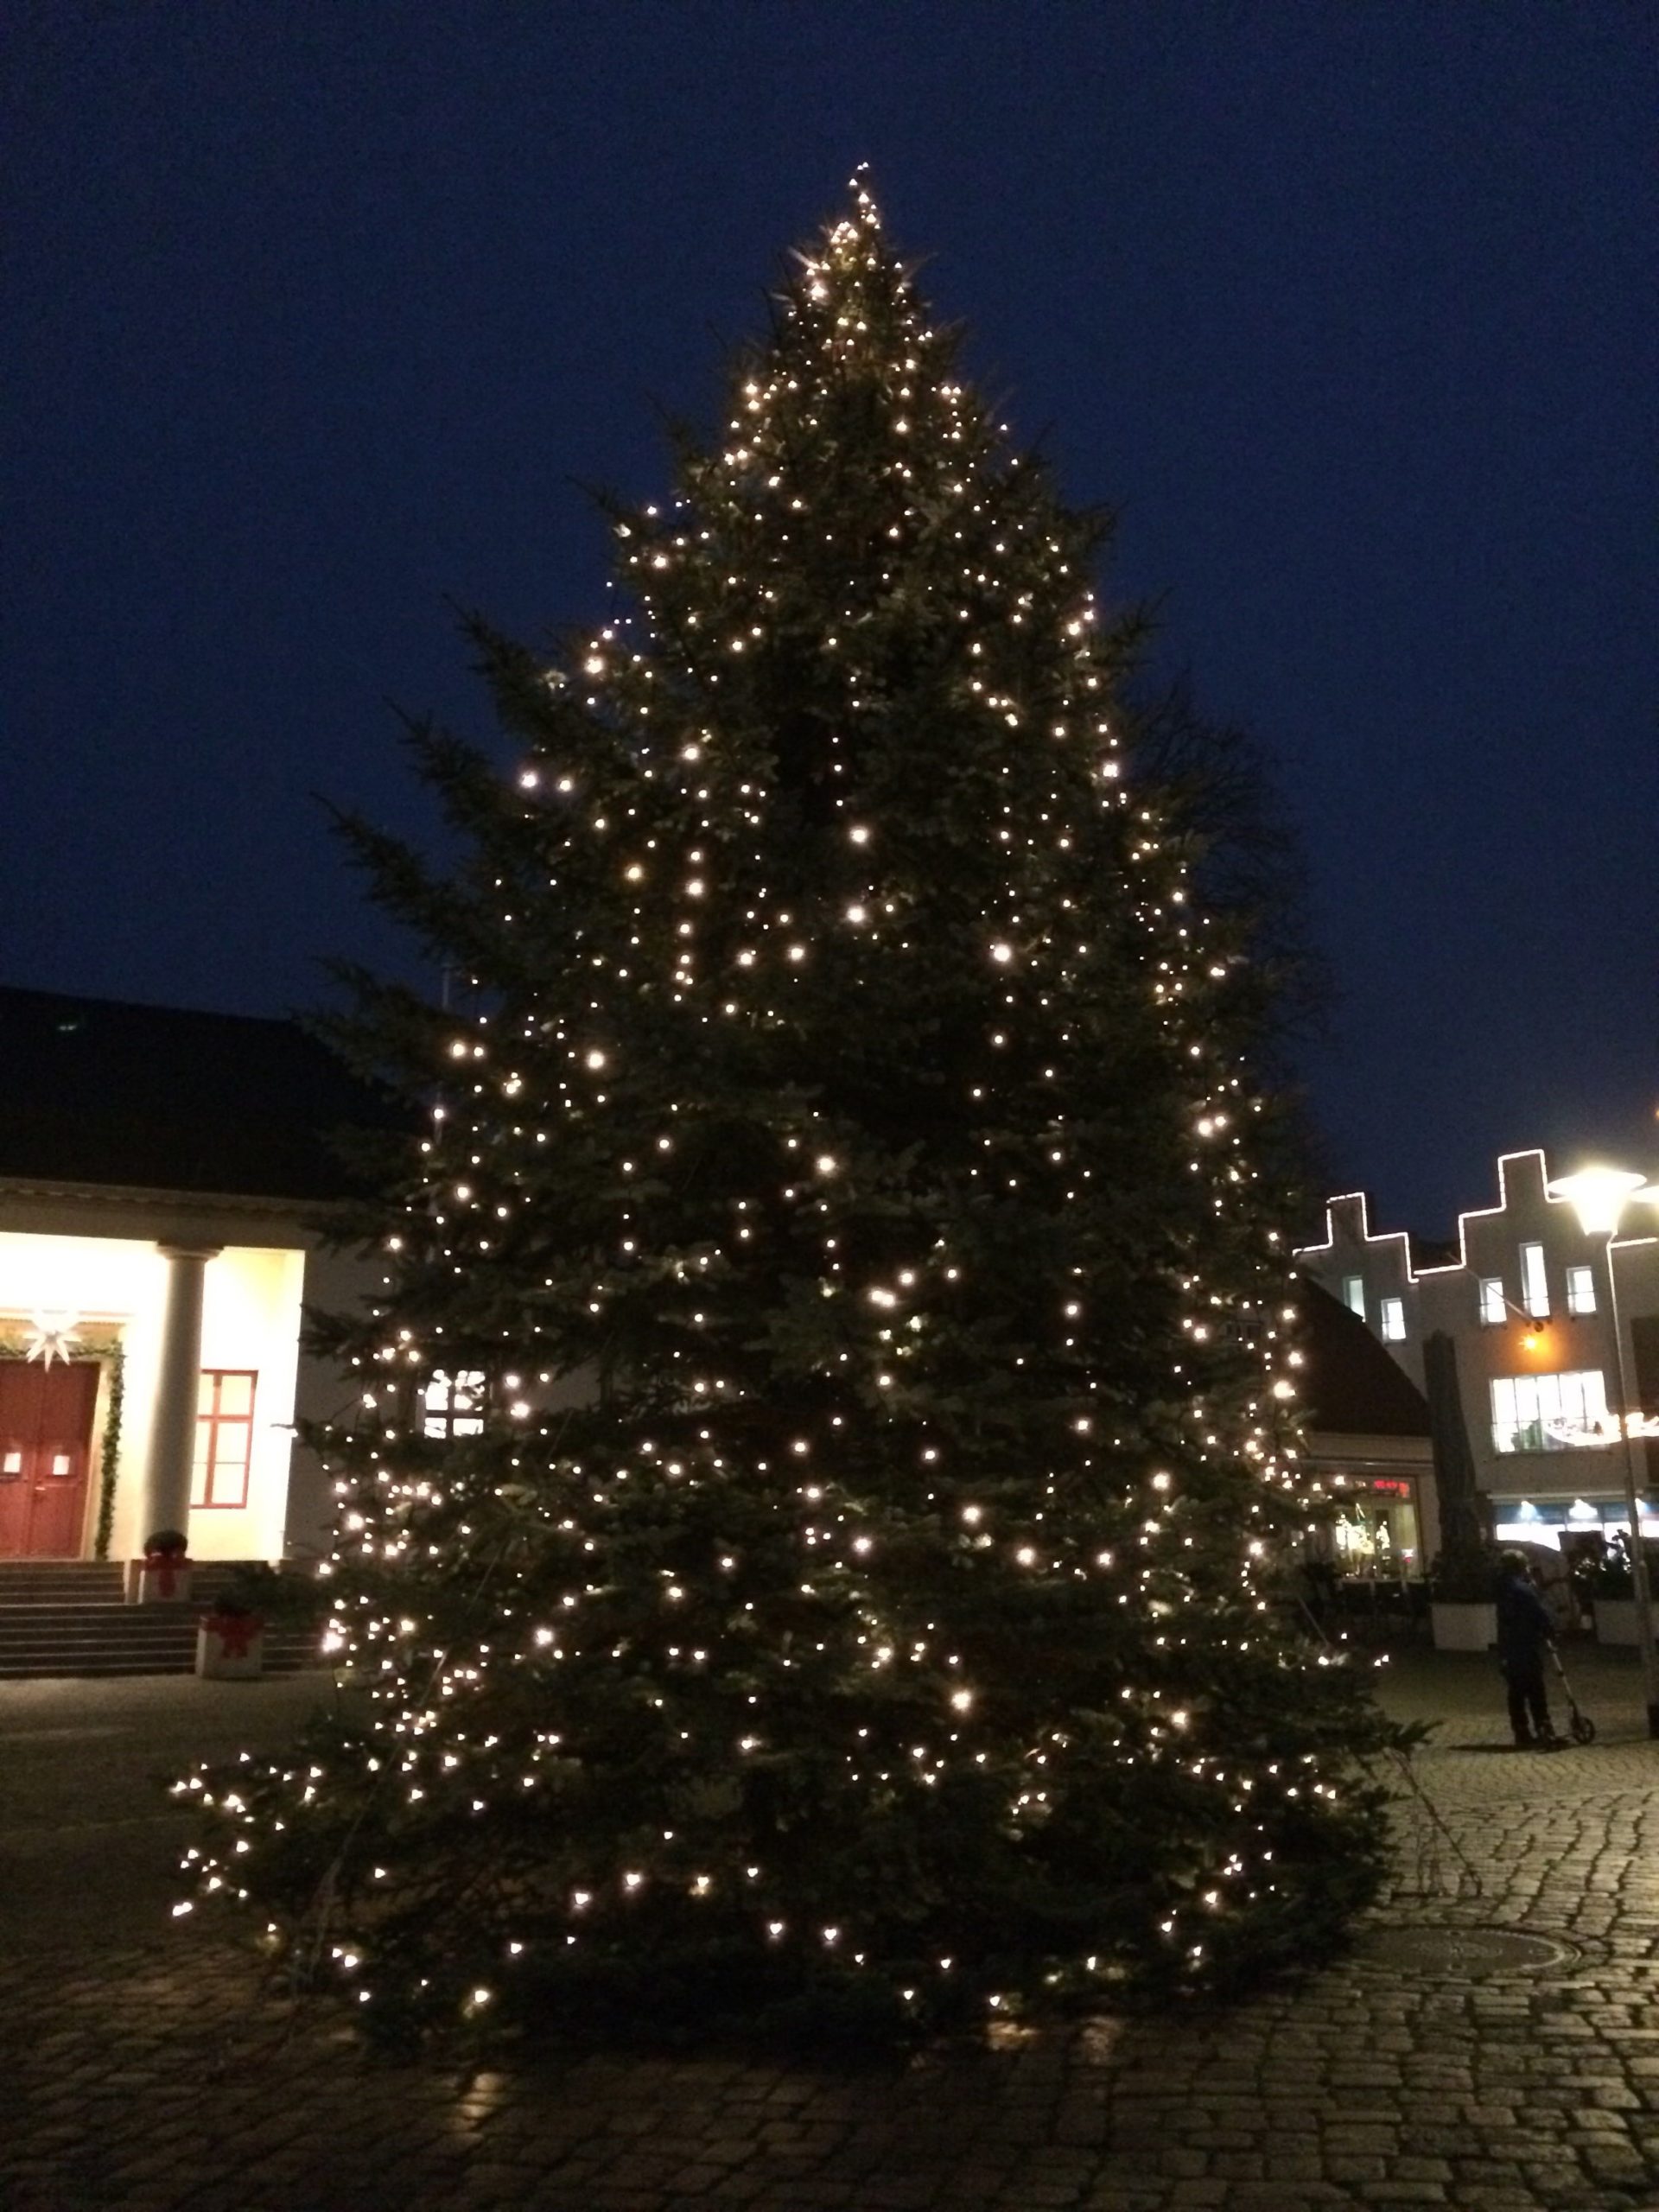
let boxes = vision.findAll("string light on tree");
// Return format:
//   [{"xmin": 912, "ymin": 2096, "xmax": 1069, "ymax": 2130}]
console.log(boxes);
[{"xmin": 181, "ymin": 171, "xmax": 1402, "ymax": 2049}]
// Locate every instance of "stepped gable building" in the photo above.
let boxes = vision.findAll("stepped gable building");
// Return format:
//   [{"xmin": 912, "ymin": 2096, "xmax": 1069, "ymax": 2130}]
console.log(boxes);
[
  {"xmin": 0, "ymin": 985, "xmax": 383, "ymax": 1568},
  {"xmin": 1299, "ymin": 1150, "xmax": 1659, "ymax": 1559}
]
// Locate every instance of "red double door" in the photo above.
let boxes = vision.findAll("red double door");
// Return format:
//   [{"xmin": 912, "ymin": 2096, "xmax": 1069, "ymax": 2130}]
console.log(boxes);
[{"xmin": 0, "ymin": 1362, "xmax": 99, "ymax": 1558}]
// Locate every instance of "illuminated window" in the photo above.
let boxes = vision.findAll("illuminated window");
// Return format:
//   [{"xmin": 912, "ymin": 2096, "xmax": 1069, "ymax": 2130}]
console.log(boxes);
[
  {"xmin": 1342, "ymin": 1275, "xmax": 1365, "ymax": 1320},
  {"xmin": 193, "ymin": 1370, "xmax": 257, "ymax": 1509},
  {"xmin": 422, "ymin": 1369, "xmax": 486, "ymax": 1439},
  {"xmin": 1566, "ymin": 1266, "xmax": 1597, "ymax": 1317},
  {"xmin": 1379, "ymin": 1297, "xmax": 1406, "ymax": 1343},
  {"xmin": 1479, "ymin": 1277, "xmax": 1506, "ymax": 1326},
  {"xmin": 1520, "ymin": 1243, "xmax": 1549, "ymax": 1319},
  {"xmin": 1490, "ymin": 1370, "xmax": 1608, "ymax": 1455}
]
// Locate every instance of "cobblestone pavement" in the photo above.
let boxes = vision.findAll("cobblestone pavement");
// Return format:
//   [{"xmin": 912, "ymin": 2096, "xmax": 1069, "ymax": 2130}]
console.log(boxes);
[{"xmin": 6, "ymin": 1651, "xmax": 1659, "ymax": 2211}]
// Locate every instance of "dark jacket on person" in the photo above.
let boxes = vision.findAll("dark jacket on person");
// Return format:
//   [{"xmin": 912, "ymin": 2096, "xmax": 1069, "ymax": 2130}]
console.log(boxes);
[{"xmin": 1494, "ymin": 1571, "xmax": 1553, "ymax": 1668}]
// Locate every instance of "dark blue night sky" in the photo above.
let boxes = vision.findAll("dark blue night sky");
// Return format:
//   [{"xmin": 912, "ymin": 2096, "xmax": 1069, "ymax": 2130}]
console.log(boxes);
[{"xmin": 5, "ymin": 4, "xmax": 1654, "ymax": 1236}]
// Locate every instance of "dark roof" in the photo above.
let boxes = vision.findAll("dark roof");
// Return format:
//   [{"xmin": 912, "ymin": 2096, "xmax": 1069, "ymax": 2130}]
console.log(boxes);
[
  {"xmin": 1297, "ymin": 1275, "xmax": 1431, "ymax": 1438},
  {"xmin": 0, "ymin": 985, "xmax": 392, "ymax": 1203}
]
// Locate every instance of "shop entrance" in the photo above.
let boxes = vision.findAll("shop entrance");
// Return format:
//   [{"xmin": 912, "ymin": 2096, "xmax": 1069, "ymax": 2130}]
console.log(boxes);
[
  {"xmin": 1333, "ymin": 1486, "xmax": 1421, "ymax": 1581},
  {"xmin": 0, "ymin": 1361, "xmax": 99, "ymax": 1557}
]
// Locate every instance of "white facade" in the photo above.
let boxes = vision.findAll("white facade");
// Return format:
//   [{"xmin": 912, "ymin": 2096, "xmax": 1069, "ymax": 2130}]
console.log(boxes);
[
  {"xmin": 1299, "ymin": 1150, "xmax": 1659, "ymax": 1553},
  {"xmin": 0, "ymin": 1177, "xmax": 369, "ymax": 1566}
]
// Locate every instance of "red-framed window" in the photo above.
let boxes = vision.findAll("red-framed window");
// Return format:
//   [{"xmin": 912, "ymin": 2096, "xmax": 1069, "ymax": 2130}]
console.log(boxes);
[{"xmin": 193, "ymin": 1370, "xmax": 257, "ymax": 1509}]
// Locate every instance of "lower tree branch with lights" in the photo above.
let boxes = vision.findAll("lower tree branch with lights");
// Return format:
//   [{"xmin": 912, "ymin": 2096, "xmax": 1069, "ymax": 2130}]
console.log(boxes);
[{"xmin": 182, "ymin": 176, "xmax": 1405, "ymax": 2046}]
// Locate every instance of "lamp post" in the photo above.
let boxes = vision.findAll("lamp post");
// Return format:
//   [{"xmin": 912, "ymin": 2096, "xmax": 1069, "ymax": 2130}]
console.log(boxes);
[{"xmin": 1548, "ymin": 1167, "xmax": 1659, "ymax": 1738}]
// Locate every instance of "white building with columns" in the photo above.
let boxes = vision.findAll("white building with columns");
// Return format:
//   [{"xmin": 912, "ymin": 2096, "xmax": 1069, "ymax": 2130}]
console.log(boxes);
[{"xmin": 0, "ymin": 988, "xmax": 381, "ymax": 1568}]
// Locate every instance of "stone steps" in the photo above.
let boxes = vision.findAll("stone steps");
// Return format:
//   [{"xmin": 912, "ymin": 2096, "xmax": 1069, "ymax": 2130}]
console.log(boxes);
[
  {"xmin": 0, "ymin": 1563, "xmax": 125, "ymax": 1602},
  {"xmin": 0, "ymin": 1560, "xmax": 327, "ymax": 1679}
]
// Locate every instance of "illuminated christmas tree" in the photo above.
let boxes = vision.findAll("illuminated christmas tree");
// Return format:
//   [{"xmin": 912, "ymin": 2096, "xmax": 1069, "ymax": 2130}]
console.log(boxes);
[{"xmin": 184, "ymin": 177, "xmax": 1399, "ymax": 2045}]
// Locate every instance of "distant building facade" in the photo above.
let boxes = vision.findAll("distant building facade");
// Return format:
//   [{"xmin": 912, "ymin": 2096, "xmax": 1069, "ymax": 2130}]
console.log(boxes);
[{"xmin": 1298, "ymin": 1150, "xmax": 1659, "ymax": 1558}]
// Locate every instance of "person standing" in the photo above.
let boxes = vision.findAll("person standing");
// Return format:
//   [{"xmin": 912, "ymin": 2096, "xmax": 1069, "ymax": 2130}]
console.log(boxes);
[{"xmin": 1494, "ymin": 1549, "xmax": 1556, "ymax": 1748}]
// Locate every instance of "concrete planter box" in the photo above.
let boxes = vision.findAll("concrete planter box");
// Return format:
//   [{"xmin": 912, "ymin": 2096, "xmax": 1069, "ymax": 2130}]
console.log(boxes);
[
  {"xmin": 195, "ymin": 1616, "xmax": 265, "ymax": 1680},
  {"xmin": 1431, "ymin": 1601, "xmax": 1497, "ymax": 1652},
  {"xmin": 1593, "ymin": 1599, "xmax": 1643, "ymax": 1647},
  {"xmin": 128, "ymin": 1556, "xmax": 193, "ymax": 1605}
]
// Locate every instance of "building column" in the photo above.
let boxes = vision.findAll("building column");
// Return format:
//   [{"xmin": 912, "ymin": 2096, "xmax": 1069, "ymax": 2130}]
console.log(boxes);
[{"xmin": 139, "ymin": 1244, "xmax": 220, "ymax": 1545}]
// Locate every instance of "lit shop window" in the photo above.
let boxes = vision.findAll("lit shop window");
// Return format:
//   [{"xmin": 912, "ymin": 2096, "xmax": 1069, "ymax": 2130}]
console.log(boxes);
[
  {"xmin": 1478, "ymin": 1277, "xmax": 1506, "ymax": 1326},
  {"xmin": 1520, "ymin": 1243, "xmax": 1550, "ymax": 1319},
  {"xmin": 193, "ymin": 1370, "xmax": 257, "ymax": 1509},
  {"xmin": 1566, "ymin": 1266, "xmax": 1597, "ymax": 1317},
  {"xmin": 422, "ymin": 1369, "xmax": 486, "ymax": 1440},
  {"xmin": 1379, "ymin": 1297, "xmax": 1407, "ymax": 1343},
  {"xmin": 1490, "ymin": 1370, "xmax": 1608, "ymax": 1455},
  {"xmin": 1342, "ymin": 1275, "xmax": 1365, "ymax": 1320}
]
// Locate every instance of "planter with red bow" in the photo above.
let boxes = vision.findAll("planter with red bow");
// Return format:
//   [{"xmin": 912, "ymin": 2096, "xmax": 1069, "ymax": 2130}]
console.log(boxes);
[
  {"xmin": 130, "ymin": 1530, "xmax": 193, "ymax": 1605},
  {"xmin": 195, "ymin": 1608, "xmax": 266, "ymax": 1679}
]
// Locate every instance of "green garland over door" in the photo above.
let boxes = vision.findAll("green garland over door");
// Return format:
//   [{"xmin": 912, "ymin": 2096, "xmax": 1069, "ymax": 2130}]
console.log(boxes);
[{"xmin": 0, "ymin": 1333, "xmax": 127, "ymax": 1560}]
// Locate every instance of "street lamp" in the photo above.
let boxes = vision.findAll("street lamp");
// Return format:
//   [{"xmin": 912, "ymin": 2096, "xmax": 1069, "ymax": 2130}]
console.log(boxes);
[{"xmin": 1548, "ymin": 1166, "xmax": 1659, "ymax": 1738}]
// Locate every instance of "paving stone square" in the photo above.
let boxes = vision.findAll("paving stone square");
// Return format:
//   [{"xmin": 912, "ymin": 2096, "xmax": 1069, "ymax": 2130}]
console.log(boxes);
[{"xmin": 6, "ymin": 1650, "xmax": 1659, "ymax": 2209}]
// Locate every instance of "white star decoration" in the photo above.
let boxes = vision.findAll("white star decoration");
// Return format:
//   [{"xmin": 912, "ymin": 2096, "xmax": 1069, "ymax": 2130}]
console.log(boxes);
[{"xmin": 25, "ymin": 1310, "xmax": 83, "ymax": 1367}]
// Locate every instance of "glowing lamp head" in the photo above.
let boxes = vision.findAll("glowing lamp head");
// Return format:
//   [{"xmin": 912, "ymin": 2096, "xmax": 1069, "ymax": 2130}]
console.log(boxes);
[{"xmin": 1548, "ymin": 1166, "xmax": 1649, "ymax": 1236}]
